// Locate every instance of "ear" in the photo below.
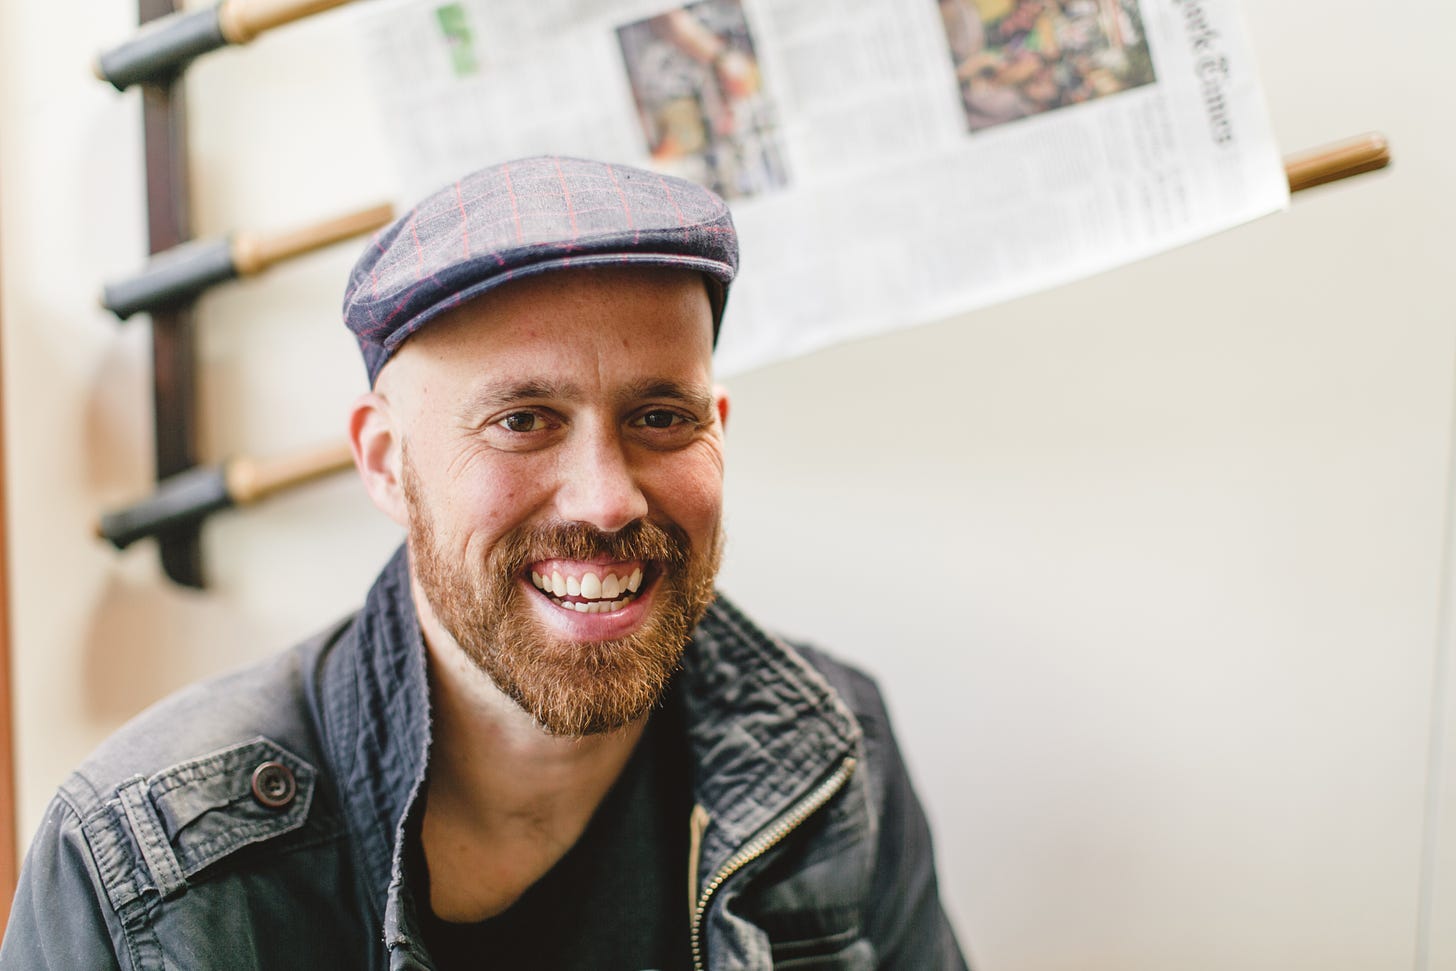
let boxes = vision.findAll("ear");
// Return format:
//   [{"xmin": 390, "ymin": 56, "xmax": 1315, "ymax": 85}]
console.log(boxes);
[
  {"xmin": 350, "ymin": 391, "xmax": 409, "ymax": 527},
  {"xmin": 714, "ymin": 384, "xmax": 730, "ymax": 431}
]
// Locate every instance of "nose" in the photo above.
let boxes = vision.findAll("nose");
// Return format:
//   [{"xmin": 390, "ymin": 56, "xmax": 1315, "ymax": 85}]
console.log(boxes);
[{"xmin": 554, "ymin": 427, "xmax": 649, "ymax": 533}]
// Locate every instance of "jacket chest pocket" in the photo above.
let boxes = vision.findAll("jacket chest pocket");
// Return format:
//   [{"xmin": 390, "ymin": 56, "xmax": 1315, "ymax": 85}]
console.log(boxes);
[
  {"xmin": 90, "ymin": 736, "xmax": 318, "ymax": 915},
  {"xmin": 770, "ymin": 929, "xmax": 874, "ymax": 970},
  {"xmin": 147, "ymin": 736, "xmax": 317, "ymax": 880}
]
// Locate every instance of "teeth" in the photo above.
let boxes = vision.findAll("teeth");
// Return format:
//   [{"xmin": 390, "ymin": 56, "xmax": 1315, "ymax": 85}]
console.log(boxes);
[
  {"xmin": 532, "ymin": 566, "xmax": 644, "ymax": 611},
  {"xmin": 552, "ymin": 597, "xmax": 634, "ymax": 614}
]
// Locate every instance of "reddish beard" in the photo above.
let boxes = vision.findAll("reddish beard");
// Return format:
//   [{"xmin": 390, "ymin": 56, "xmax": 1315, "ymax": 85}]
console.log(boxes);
[{"xmin": 403, "ymin": 460, "xmax": 720, "ymax": 736}]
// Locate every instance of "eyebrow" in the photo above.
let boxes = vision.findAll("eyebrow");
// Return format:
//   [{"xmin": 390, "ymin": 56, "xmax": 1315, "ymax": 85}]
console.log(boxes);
[
  {"xmin": 620, "ymin": 379, "xmax": 715, "ymax": 415},
  {"xmin": 463, "ymin": 379, "xmax": 580, "ymax": 413},
  {"xmin": 459, "ymin": 377, "xmax": 713, "ymax": 416}
]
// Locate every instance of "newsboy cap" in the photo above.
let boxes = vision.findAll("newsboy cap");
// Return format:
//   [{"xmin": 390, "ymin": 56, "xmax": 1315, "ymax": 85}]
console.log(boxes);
[{"xmin": 342, "ymin": 156, "xmax": 739, "ymax": 385}]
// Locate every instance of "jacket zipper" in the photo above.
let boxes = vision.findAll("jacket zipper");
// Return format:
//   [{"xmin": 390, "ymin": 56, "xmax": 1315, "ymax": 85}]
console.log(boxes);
[{"xmin": 689, "ymin": 756, "xmax": 858, "ymax": 971}]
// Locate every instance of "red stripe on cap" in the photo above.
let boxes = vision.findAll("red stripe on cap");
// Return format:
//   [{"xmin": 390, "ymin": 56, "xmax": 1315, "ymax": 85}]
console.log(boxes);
[
  {"xmin": 555, "ymin": 157, "xmax": 580, "ymax": 256},
  {"xmin": 657, "ymin": 174, "xmax": 686, "ymax": 226},
  {"xmin": 606, "ymin": 163, "xmax": 638, "ymax": 244}
]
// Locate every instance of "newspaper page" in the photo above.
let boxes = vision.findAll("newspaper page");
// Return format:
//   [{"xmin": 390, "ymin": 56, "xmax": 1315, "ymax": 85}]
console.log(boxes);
[{"xmin": 353, "ymin": 0, "xmax": 1287, "ymax": 375}]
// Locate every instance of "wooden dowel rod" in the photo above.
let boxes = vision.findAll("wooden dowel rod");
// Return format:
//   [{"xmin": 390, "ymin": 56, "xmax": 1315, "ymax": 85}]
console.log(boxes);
[
  {"xmin": 95, "ymin": 0, "xmax": 355, "ymax": 89},
  {"xmin": 231, "ymin": 202, "xmax": 394, "ymax": 276},
  {"xmin": 224, "ymin": 441, "xmax": 355, "ymax": 505},
  {"xmin": 1285, "ymin": 132, "xmax": 1391, "ymax": 194},
  {"xmin": 218, "ymin": 0, "xmax": 355, "ymax": 45},
  {"xmin": 103, "ymin": 202, "xmax": 393, "ymax": 318},
  {"xmin": 97, "ymin": 441, "xmax": 357, "ymax": 549}
]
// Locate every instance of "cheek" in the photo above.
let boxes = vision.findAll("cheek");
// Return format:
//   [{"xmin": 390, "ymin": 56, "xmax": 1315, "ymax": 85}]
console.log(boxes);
[
  {"xmin": 643, "ymin": 447, "xmax": 725, "ymax": 536},
  {"xmin": 432, "ymin": 460, "xmax": 554, "ymax": 555}
]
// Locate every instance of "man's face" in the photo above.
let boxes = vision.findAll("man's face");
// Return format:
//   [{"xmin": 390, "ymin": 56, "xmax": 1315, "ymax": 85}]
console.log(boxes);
[{"xmin": 382, "ymin": 266, "xmax": 727, "ymax": 737}]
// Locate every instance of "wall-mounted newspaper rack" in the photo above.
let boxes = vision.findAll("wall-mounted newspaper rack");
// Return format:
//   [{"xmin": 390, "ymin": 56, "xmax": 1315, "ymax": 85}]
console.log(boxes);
[{"xmin": 117, "ymin": 0, "xmax": 384, "ymax": 587}]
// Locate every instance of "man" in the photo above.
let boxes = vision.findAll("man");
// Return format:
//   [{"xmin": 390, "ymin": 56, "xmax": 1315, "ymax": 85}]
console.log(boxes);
[{"xmin": 2, "ymin": 156, "xmax": 967, "ymax": 969}]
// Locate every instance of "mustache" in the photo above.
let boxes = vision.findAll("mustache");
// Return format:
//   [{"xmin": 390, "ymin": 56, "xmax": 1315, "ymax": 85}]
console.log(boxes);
[{"xmin": 495, "ymin": 519, "xmax": 693, "ymax": 573}]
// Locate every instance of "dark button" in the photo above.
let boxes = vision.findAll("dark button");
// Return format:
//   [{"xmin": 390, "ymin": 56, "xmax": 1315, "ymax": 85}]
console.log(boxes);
[{"xmin": 250, "ymin": 761, "xmax": 297, "ymax": 809}]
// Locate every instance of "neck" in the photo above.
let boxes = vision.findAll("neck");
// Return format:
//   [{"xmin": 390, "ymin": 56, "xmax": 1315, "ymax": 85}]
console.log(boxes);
[
  {"xmin": 410, "ymin": 576, "xmax": 648, "ymax": 921},
  {"xmin": 410, "ymin": 575, "xmax": 644, "ymax": 830}
]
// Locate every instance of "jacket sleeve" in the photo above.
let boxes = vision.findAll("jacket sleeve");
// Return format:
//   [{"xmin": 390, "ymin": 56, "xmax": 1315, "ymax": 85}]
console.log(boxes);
[
  {"xmin": 795, "ymin": 644, "xmax": 970, "ymax": 971},
  {"xmin": 861, "ymin": 702, "xmax": 968, "ymax": 970},
  {"xmin": 1, "ymin": 797, "xmax": 124, "ymax": 971}
]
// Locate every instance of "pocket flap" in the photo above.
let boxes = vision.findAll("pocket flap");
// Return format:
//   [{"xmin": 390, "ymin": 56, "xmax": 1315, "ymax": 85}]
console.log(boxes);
[{"xmin": 146, "ymin": 736, "xmax": 316, "ymax": 876}]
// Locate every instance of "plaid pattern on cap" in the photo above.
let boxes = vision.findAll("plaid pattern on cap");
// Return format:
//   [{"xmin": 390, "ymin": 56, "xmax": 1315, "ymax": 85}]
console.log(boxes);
[{"xmin": 343, "ymin": 156, "xmax": 738, "ymax": 385}]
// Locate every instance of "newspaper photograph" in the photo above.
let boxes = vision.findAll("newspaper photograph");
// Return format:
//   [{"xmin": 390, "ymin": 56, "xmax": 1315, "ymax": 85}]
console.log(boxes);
[
  {"xmin": 353, "ymin": 0, "xmax": 1288, "ymax": 375},
  {"xmin": 939, "ymin": 0, "xmax": 1158, "ymax": 133},
  {"xmin": 616, "ymin": 2, "xmax": 790, "ymax": 200}
]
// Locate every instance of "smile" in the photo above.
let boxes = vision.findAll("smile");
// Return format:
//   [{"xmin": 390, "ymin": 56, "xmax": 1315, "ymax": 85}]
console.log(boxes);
[{"xmin": 528, "ymin": 563, "xmax": 646, "ymax": 614}]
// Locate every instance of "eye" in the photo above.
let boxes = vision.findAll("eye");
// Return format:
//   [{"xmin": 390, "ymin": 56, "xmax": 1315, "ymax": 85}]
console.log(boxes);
[
  {"xmin": 498, "ymin": 411, "xmax": 549, "ymax": 433},
  {"xmin": 481, "ymin": 408, "xmax": 562, "ymax": 452},
  {"xmin": 628, "ymin": 407, "xmax": 705, "ymax": 448},
  {"xmin": 634, "ymin": 409, "xmax": 685, "ymax": 430}
]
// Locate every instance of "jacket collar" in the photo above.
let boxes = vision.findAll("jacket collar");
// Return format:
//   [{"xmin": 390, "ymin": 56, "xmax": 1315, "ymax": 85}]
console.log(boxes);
[
  {"xmin": 318, "ymin": 546, "xmax": 860, "ymax": 957},
  {"xmin": 318, "ymin": 546, "xmax": 432, "ymax": 950},
  {"xmin": 676, "ymin": 597, "xmax": 861, "ymax": 878}
]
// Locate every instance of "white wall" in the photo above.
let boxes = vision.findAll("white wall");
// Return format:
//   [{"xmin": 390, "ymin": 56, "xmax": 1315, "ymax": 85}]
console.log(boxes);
[{"xmin": 3, "ymin": 1, "xmax": 1454, "ymax": 968}]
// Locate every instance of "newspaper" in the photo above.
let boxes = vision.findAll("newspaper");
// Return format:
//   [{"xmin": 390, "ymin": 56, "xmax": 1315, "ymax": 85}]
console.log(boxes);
[{"xmin": 354, "ymin": 0, "xmax": 1287, "ymax": 375}]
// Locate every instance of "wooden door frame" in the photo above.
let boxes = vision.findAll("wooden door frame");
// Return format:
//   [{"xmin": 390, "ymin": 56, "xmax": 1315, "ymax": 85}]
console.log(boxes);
[{"xmin": 0, "ymin": 162, "xmax": 19, "ymax": 925}]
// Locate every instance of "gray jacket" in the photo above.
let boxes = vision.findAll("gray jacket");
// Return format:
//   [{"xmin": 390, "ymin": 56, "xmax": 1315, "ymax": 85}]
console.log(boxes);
[{"xmin": 2, "ymin": 549, "xmax": 967, "ymax": 969}]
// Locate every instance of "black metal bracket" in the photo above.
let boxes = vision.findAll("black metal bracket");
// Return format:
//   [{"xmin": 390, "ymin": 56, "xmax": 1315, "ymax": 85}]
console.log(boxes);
[{"xmin": 139, "ymin": 0, "xmax": 205, "ymax": 588}]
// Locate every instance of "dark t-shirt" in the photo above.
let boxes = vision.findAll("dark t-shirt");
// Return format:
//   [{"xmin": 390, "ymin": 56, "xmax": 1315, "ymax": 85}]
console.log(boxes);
[{"xmin": 414, "ymin": 700, "xmax": 693, "ymax": 971}]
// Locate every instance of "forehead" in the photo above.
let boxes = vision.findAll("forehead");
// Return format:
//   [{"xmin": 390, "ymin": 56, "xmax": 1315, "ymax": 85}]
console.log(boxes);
[{"xmin": 385, "ymin": 266, "xmax": 715, "ymax": 403}]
